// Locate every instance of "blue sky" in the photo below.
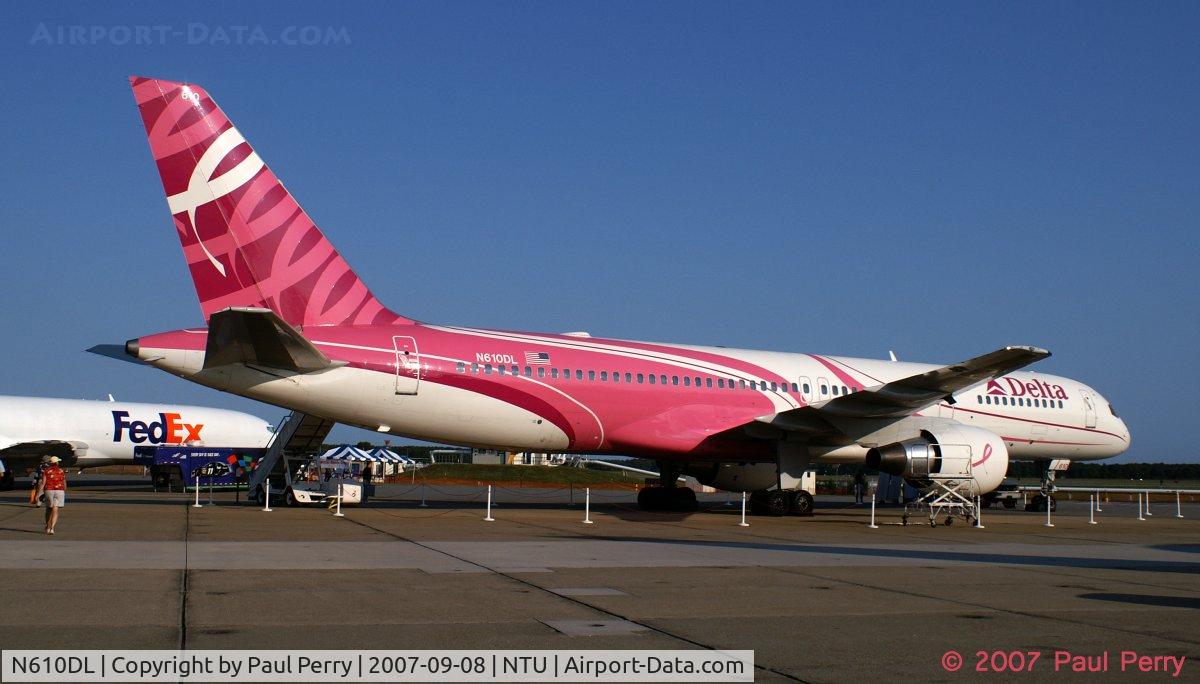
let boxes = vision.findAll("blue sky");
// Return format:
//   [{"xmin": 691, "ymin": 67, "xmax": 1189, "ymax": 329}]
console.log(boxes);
[{"xmin": 0, "ymin": 1, "xmax": 1195, "ymax": 461}]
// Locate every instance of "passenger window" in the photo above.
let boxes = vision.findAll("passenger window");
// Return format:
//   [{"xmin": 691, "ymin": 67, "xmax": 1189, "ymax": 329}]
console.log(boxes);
[
  {"xmin": 672, "ymin": 376, "xmax": 679, "ymax": 386},
  {"xmin": 456, "ymin": 362, "xmax": 465, "ymax": 373},
  {"xmin": 538, "ymin": 367, "xmax": 545, "ymax": 378},
  {"xmin": 706, "ymin": 378, "xmax": 713, "ymax": 388},
  {"xmin": 637, "ymin": 373, "xmax": 644, "ymax": 383},
  {"xmin": 1058, "ymin": 400, "xmax": 1063, "ymax": 408},
  {"xmin": 512, "ymin": 365, "xmax": 519, "ymax": 375},
  {"xmin": 977, "ymin": 395, "xmax": 982, "ymax": 404},
  {"xmin": 563, "ymin": 368, "xmax": 570, "ymax": 380},
  {"xmin": 600, "ymin": 371, "xmax": 608, "ymax": 381},
  {"xmin": 551, "ymin": 368, "xmax": 559, "ymax": 379},
  {"xmin": 625, "ymin": 372, "xmax": 633, "ymax": 383},
  {"xmin": 695, "ymin": 377, "xmax": 701, "ymax": 387},
  {"xmin": 718, "ymin": 378, "xmax": 725, "ymax": 388},
  {"xmin": 660, "ymin": 375, "xmax": 667, "ymax": 385},
  {"xmin": 739, "ymin": 379, "xmax": 747, "ymax": 389},
  {"xmin": 683, "ymin": 377, "xmax": 690, "ymax": 387},
  {"xmin": 497, "ymin": 366, "xmax": 505, "ymax": 376},
  {"xmin": 791, "ymin": 383, "xmax": 798, "ymax": 392},
  {"xmin": 831, "ymin": 386, "xmax": 839, "ymax": 396},
  {"xmin": 803, "ymin": 383, "xmax": 810, "ymax": 393},
  {"xmin": 485, "ymin": 364, "xmax": 493, "ymax": 375},
  {"xmin": 576, "ymin": 370, "xmax": 583, "ymax": 380},
  {"xmin": 770, "ymin": 381, "xmax": 778, "ymax": 391},
  {"xmin": 821, "ymin": 385, "xmax": 828, "ymax": 395},
  {"xmin": 588, "ymin": 370, "xmax": 596, "ymax": 381},
  {"xmin": 524, "ymin": 366, "xmax": 532, "ymax": 377},
  {"xmin": 649, "ymin": 374, "xmax": 656, "ymax": 385},
  {"xmin": 471, "ymin": 363, "xmax": 479, "ymax": 374}
]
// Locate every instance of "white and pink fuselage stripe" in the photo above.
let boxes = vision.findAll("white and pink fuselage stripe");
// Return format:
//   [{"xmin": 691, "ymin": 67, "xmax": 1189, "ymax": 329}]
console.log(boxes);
[{"xmin": 135, "ymin": 322, "xmax": 1128, "ymax": 464}]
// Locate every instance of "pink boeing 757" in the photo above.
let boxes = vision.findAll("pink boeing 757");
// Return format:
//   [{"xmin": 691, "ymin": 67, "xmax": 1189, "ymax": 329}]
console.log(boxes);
[{"xmin": 121, "ymin": 77, "xmax": 1128, "ymax": 515}]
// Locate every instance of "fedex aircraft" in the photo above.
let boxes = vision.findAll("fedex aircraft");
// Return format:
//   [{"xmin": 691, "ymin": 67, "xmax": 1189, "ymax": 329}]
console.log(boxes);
[
  {"xmin": 0, "ymin": 395, "xmax": 274, "ymax": 489},
  {"xmin": 120, "ymin": 76, "xmax": 1129, "ymax": 514}
]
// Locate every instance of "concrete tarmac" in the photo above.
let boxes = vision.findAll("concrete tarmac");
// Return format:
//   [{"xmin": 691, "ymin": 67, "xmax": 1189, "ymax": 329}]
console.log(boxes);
[{"xmin": 1, "ymin": 478, "xmax": 1198, "ymax": 682}]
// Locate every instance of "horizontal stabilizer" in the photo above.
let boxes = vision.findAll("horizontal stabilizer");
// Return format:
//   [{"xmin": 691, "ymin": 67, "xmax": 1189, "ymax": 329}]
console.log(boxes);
[
  {"xmin": 87, "ymin": 344, "xmax": 149, "ymax": 366},
  {"xmin": 204, "ymin": 307, "xmax": 337, "ymax": 373}
]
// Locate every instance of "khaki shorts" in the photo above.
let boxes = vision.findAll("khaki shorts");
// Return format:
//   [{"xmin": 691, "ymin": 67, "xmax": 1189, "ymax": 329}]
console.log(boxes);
[{"xmin": 44, "ymin": 490, "xmax": 65, "ymax": 507}]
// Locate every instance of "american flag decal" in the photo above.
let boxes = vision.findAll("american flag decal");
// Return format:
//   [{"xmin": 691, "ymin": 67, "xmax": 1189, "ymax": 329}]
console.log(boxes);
[{"xmin": 524, "ymin": 351, "xmax": 552, "ymax": 365}]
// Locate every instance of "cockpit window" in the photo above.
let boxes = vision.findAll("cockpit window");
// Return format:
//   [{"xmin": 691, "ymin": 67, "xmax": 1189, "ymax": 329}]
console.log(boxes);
[{"xmin": 1108, "ymin": 402, "xmax": 1119, "ymax": 417}]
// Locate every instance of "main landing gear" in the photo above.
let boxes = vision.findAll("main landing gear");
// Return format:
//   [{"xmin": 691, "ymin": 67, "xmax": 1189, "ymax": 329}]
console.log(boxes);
[
  {"xmin": 637, "ymin": 460, "xmax": 700, "ymax": 512},
  {"xmin": 750, "ymin": 489, "xmax": 814, "ymax": 517}
]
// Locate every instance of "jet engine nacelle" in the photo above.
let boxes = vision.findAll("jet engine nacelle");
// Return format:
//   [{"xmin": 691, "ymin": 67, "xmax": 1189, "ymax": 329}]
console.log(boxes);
[
  {"xmin": 866, "ymin": 424, "xmax": 1008, "ymax": 497},
  {"xmin": 686, "ymin": 462, "xmax": 778, "ymax": 493}
]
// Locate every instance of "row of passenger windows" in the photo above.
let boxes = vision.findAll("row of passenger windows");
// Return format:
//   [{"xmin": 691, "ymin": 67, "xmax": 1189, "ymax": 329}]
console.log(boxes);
[
  {"xmin": 453, "ymin": 362, "xmax": 861, "ymax": 395},
  {"xmin": 978, "ymin": 394, "xmax": 1064, "ymax": 409}
]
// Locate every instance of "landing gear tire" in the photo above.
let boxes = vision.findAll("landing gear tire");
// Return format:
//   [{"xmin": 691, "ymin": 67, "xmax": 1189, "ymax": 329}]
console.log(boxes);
[
  {"xmin": 750, "ymin": 490, "xmax": 788, "ymax": 516},
  {"xmin": 253, "ymin": 486, "xmax": 265, "ymax": 507},
  {"xmin": 789, "ymin": 490, "xmax": 814, "ymax": 516},
  {"xmin": 636, "ymin": 486, "xmax": 698, "ymax": 512},
  {"xmin": 1026, "ymin": 494, "xmax": 1057, "ymax": 512},
  {"xmin": 1003, "ymin": 499, "xmax": 1016, "ymax": 510},
  {"xmin": 285, "ymin": 488, "xmax": 298, "ymax": 507}
]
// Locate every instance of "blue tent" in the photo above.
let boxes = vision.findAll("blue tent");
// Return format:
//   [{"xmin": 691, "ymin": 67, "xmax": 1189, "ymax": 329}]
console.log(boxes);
[
  {"xmin": 370, "ymin": 448, "xmax": 415, "ymax": 465},
  {"xmin": 319, "ymin": 445, "xmax": 379, "ymax": 462}
]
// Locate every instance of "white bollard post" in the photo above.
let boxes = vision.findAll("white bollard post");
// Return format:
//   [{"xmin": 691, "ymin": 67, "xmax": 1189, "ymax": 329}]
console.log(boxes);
[
  {"xmin": 867, "ymin": 496, "xmax": 878, "ymax": 529},
  {"xmin": 1095, "ymin": 490, "xmax": 1102, "ymax": 512},
  {"xmin": 1177, "ymin": 491, "xmax": 1184, "ymax": 519},
  {"xmin": 1144, "ymin": 491, "xmax": 1153, "ymax": 516},
  {"xmin": 1137, "ymin": 492, "xmax": 1145, "ymax": 521},
  {"xmin": 484, "ymin": 484, "xmax": 495, "ymax": 522},
  {"xmin": 738, "ymin": 491, "xmax": 749, "ymax": 527},
  {"xmin": 193, "ymin": 474, "xmax": 202, "ymax": 508},
  {"xmin": 419, "ymin": 483, "xmax": 428, "ymax": 508},
  {"xmin": 582, "ymin": 487, "xmax": 593, "ymax": 524},
  {"xmin": 1088, "ymin": 494, "xmax": 1097, "ymax": 525},
  {"xmin": 334, "ymin": 482, "xmax": 344, "ymax": 517},
  {"xmin": 263, "ymin": 479, "xmax": 273, "ymax": 512},
  {"xmin": 1044, "ymin": 497, "xmax": 1054, "ymax": 527},
  {"xmin": 974, "ymin": 496, "xmax": 984, "ymax": 529}
]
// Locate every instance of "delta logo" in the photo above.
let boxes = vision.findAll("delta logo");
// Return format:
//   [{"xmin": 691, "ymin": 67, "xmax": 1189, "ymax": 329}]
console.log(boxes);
[
  {"xmin": 112, "ymin": 410, "xmax": 204, "ymax": 444},
  {"xmin": 986, "ymin": 377, "xmax": 1069, "ymax": 400}
]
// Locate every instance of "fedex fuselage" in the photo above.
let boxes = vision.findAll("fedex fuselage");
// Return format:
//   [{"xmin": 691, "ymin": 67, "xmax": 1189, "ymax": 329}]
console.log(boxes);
[
  {"xmin": 0, "ymin": 395, "xmax": 275, "ymax": 469},
  {"xmin": 132, "ymin": 323, "xmax": 1129, "ymax": 465}
]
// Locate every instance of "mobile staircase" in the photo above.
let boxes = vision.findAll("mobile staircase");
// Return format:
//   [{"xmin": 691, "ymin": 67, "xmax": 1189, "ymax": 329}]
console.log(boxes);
[
  {"xmin": 246, "ymin": 411, "xmax": 337, "ymax": 505},
  {"xmin": 900, "ymin": 444, "xmax": 980, "ymax": 527}
]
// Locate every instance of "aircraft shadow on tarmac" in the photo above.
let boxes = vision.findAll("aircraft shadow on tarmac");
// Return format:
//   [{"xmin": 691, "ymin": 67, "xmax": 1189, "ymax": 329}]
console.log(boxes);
[
  {"xmin": 1150, "ymin": 544, "xmax": 1200, "ymax": 554},
  {"xmin": 1079, "ymin": 593, "xmax": 1200, "ymax": 609},
  {"xmin": 536, "ymin": 534, "xmax": 1200, "ymax": 575}
]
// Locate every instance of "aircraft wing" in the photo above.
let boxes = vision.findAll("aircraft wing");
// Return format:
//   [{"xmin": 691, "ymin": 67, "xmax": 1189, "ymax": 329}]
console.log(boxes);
[
  {"xmin": 204, "ymin": 307, "xmax": 339, "ymax": 373},
  {"xmin": 758, "ymin": 346, "xmax": 1051, "ymax": 432}
]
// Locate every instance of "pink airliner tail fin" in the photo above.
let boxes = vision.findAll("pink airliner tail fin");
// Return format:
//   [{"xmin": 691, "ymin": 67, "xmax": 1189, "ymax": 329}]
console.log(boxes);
[{"xmin": 130, "ymin": 76, "xmax": 411, "ymax": 327}]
